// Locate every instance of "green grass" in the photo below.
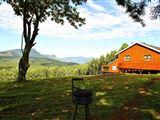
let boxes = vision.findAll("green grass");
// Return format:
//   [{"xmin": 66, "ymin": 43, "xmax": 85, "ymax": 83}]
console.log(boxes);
[{"xmin": 0, "ymin": 74, "xmax": 160, "ymax": 120}]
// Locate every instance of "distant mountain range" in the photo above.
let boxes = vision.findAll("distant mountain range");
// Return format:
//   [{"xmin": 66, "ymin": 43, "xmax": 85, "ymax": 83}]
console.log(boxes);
[
  {"xmin": 0, "ymin": 49, "xmax": 93, "ymax": 65},
  {"xmin": 59, "ymin": 56, "xmax": 93, "ymax": 64},
  {"xmin": 0, "ymin": 49, "xmax": 57, "ymax": 59}
]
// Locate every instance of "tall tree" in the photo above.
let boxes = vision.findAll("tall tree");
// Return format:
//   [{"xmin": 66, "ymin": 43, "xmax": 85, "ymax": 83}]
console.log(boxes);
[
  {"xmin": 87, "ymin": 58, "xmax": 99, "ymax": 75},
  {"xmin": 0, "ymin": 0, "xmax": 87, "ymax": 81},
  {"xmin": 105, "ymin": 50, "xmax": 117, "ymax": 63},
  {"xmin": 119, "ymin": 43, "xmax": 129, "ymax": 52},
  {"xmin": 99, "ymin": 55, "xmax": 106, "ymax": 65}
]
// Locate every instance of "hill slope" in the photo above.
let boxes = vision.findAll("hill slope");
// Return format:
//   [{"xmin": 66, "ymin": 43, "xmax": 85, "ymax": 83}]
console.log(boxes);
[
  {"xmin": 0, "ymin": 49, "xmax": 77, "ymax": 66},
  {"xmin": 0, "ymin": 56, "xmax": 77, "ymax": 66},
  {"xmin": 0, "ymin": 49, "xmax": 92, "ymax": 64},
  {"xmin": 0, "ymin": 49, "xmax": 56, "ymax": 59}
]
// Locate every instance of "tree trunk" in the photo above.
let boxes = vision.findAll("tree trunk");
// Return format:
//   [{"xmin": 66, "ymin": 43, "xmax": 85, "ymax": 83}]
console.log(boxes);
[
  {"xmin": 17, "ymin": 9, "xmax": 39, "ymax": 81},
  {"xmin": 17, "ymin": 45, "xmax": 31, "ymax": 81}
]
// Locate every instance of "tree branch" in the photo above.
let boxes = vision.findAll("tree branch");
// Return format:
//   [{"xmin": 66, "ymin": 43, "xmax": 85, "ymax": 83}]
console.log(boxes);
[
  {"xmin": 32, "ymin": 42, "xmax": 36, "ymax": 47},
  {"xmin": 30, "ymin": 15, "xmax": 40, "ymax": 45},
  {"xmin": 27, "ymin": 15, "xmax": 33, "ymax": 40},
  {"xmin": 22, "ymin": 1, "xmax": 28, "ymax": 43},
  {"xmin": 21, "ymin": 32, "xmax": 24, "ymax": 54},
  {"xmin": 30, "ymin": 5, "xmax": 46, "ymax": 46}
]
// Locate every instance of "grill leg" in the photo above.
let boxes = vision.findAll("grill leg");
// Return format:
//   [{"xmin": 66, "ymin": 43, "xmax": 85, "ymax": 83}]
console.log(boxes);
[
  {"xmin": 85, "ymin": 105, "xmax": 90, "ymax": 120},
  {"xmin": 87, "ymin": 105, "xmax": 90, "ymax": 119},
  {"xmin": 73, "ymin": 104, "xmax": 78, "ymax": 120}
]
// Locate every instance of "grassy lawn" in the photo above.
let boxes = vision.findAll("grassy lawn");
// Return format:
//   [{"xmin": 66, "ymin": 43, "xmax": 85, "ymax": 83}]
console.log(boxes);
[{"xmin": 0, "ymin": 74, "xmax": 160, "ymax": 120}]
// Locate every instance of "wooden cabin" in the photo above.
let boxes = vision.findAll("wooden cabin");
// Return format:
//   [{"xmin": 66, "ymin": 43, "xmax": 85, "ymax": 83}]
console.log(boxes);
[{"xmin": 102, "ymin": 42, "xmax": 160, "ymax": 74}]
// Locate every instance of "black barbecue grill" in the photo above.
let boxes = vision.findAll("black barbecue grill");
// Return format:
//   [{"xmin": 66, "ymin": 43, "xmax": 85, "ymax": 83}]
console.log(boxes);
[{"xmin": 71, "ymin": 78, "xmax": 92, "ymax": 120}]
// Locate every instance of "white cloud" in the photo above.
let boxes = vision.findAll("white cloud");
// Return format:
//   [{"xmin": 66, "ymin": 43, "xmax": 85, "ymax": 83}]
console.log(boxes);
[
  {"xmin": 0, "ymin": 1, "xmax": 160, "ymax": 43},
  {"xmin": 0, "ymin": 3, "xmax": 22, "ymax": 33},
  {"xmin": 39, "ymin": 1, "xmax": 160, "ymax": 41}
]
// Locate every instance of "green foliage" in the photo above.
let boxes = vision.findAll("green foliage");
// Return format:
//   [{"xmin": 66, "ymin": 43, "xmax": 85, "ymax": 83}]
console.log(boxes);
[
  {"xmin": 116, "ymin": 0, "xmax": 146, "ymax": 26},
  {"xmin": 86, "ymin": 58, "xmax": 99, "ymax": 75},
  {"xmin": 119, "ymin": 43, "xmax": 129, "ymax": 51},
  {"xmin": 0, "ymin": 64, "xmax": 88, "ymax": 81},
  {"xmin": 2, "ymin": 0, "xmax": 86, "ymax": 28},
  {"xmin": 115, "ymin": 0, "xmax": 160, "ymax": 26},
  {"xmin": 99, "ymin": 55, "xmax": 105, "ymax": 65},
  {"xmin": 27, "ymin": 64, "xmax": 88, "ymax": 79},
  {"xmin": 0, "ymin": 65, "xmax": 18, "ymax": 81},
  {"xmin": 105, "ymin": 50, "xmax": 117, "ymax": 64}
]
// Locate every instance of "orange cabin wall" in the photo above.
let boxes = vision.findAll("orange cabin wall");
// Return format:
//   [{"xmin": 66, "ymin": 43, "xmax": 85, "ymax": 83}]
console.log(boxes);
[
  {"xmin": 108, "ymin": 60, "xmax": 119, "ymax": 73},
  {"xmin": 118, "ymin": 44, "xmax": 160, "ymax": 71}
]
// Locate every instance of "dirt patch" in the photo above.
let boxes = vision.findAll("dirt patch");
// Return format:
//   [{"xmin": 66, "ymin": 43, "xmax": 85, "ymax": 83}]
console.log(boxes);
[
  {"xmin": 152, "ymin": 77, "xmax": 160, "ymax": 81},
  {"xmin": 109, "ymin": 96, "xmax": 142, "ymax": 120},
  {"xmin": 109, "ymin": 80, "xmax": 154, "ymax": 120}
]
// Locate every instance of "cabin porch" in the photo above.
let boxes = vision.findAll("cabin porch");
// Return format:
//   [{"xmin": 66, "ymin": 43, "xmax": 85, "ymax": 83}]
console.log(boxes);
[{"xmin": 119, "ymin": 68, "xmax": 160, "ymax": 74}]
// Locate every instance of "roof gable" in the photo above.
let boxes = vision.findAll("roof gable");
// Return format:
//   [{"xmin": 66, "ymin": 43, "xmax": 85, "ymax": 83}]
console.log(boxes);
[
  {"xmin": 107, "ymin": 59, "xmax": 117, "ymax": 65},
  {"xmin": 116, "ymin": 42, "xmax": 160, "ymax": 56}
]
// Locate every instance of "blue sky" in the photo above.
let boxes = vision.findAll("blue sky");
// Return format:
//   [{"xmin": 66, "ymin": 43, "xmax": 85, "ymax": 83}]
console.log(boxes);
[{"xmin": 0, "ymin": 0, "xmax": 160, "ymax": 58}]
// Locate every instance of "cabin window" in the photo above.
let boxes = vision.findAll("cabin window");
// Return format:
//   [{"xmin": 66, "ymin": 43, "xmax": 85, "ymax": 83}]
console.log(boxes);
[
  {"xmin": 124, "ymin": 55, "xmax": 131, "ymax": 61},
  {"xmin": 112, "ymin": 66, "xmax": 117, "ymax": 70},
  {"xmin": 144, "ymin": 55, "xmax": 151, "ymax": 61}
]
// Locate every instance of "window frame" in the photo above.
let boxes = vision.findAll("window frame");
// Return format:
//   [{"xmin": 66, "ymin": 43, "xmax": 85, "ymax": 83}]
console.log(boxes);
[
  {"xmin": 144, "ymin": 55, "xmax": 152, "ymax": 61},
  {"xmin": 124, "ymin": 55, "xmax": 131, "ymax": 61}
]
